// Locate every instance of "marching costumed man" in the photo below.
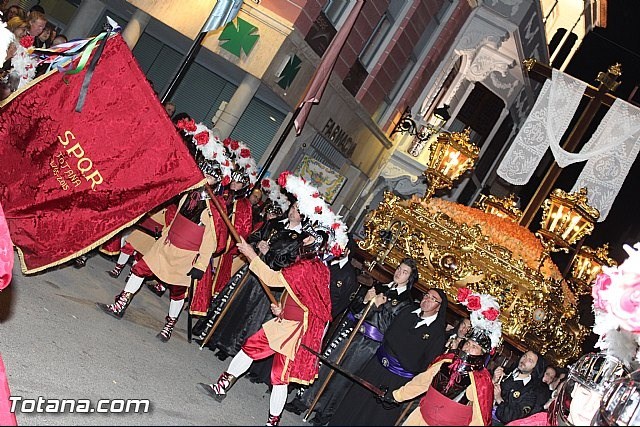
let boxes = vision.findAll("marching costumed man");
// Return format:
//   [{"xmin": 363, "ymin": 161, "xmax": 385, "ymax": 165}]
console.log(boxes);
[
  {"xmin": 192, "ymin": 178, "xmax": 297, "ymax": 360},
  {"xmin": 380, "ymin": 288, "xmax": 502, "ymax": 426},
  {"xmin": 197, "ymin": 172, "xmax": 349, "ymax": 426},
  {"xmin": 95, "ymin": 120, "xmax": 236, "ymax": 342},
  {"xmin": 188, "ymin": 135, "xmax": 257, "ymax": 317}
]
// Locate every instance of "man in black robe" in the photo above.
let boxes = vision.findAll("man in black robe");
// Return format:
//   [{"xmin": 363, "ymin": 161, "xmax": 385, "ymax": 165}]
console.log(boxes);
[
  {"xmin": 492, "ymin": 349, "xmax": 547, "ymax": 424},
  {"xmin": 328, "ymin": 288, "xmax": 448, "ymax": 426},
  {"xmin": 284, "ymin": 258, "xmax": 419, "ymax": 425}
]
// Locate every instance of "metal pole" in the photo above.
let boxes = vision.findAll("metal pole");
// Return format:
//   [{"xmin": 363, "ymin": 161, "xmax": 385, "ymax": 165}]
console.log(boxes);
[
  {"xmin": 303, "ymin": 298, "xmax": 377, "ymax": 422},
  {"xmin": 160, "ymin": 26, "xmax": 208, "ymax": 103}
]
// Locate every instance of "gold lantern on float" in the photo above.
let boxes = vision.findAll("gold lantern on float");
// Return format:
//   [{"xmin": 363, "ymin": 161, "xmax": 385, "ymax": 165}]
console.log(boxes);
[
  {"xmin": 535, "ymin": 187, "xmax": 600, "ymax": 269},
  {"xmin": 474, "ymin": 194, "xmax": 523, "ymax": 223},
  {"xmin": 569, "ymin": 244, "xmax": 618, "ymax": 296},
  {"xmin": 422, "ymin": 128, "xmax": 479, "ymax": 201}
]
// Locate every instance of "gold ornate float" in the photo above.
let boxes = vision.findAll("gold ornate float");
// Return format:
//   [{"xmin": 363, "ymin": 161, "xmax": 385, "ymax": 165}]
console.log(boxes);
[{"xmin": 358, "ymin": 191, "xmax": 587, "ymax": 366}]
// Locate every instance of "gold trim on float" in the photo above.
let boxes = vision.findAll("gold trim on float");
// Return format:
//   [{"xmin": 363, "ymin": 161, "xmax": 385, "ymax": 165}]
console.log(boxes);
[{"xmin": 16, "ymin": 179, "xmax": 207, "ymax": 275}]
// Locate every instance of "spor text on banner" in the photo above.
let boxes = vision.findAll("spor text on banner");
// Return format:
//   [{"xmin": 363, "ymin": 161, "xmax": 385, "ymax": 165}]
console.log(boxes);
[{"xmin": 0, "ymin": 35, "xmax": 204, "ymax": 273}]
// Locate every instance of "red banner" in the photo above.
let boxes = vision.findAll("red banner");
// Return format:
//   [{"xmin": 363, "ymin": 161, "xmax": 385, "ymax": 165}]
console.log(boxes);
[{"xmin": 0, "ymin": 35, "xmax": 204, "ymax": 274}]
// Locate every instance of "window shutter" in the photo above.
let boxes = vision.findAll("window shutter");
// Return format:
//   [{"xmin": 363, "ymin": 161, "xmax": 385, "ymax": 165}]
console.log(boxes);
[{"xmin": 230, "ymin": 99, "xmax": 285, "ymax": 161}]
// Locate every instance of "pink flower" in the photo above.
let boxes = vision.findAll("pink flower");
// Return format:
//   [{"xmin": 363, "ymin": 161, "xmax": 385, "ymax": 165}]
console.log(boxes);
[
  {"xmin": 482, "ymin": 307, "xmax": 500, "ymax": 321},
  {"xmin": 457, "ymin": 288, "xmax": 471, "ymax": 303},
  {"xmin": 592, "ymin": 273, "xmax": 612, "ymax": 311},
  {"xmin": 466, "ymin": 295, "xmax": 481, "ymax": 311},
  {"xmin": 607, "ymin": 271, "xmax": 640, "ymax": 333}
]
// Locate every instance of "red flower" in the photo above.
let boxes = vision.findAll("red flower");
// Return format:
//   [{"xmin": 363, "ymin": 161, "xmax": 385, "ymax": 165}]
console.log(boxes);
[
  {"xmin": 240, "ymin": 148, "xmax": 251, "ymax": 158},
  {"xmin": 457, "ymin": 287, "xmax": 471, "ymax": 303},
  {"xmin": 20, "ymin": 35, "xmax": 34, "ymax": 48},
  {"xmin": 230, "ymin": 140, "xmax": 240, "ymax": 151},
  {"xmin": 277, "ymin": 171, "xmax": 291, "ymax": 188},
  {"xmin": 331, "ymin": 222, "xmax": 341, "ymax": 230},
  {"xmin": 223, "ymin": 138, "xmax": 232, "ymax": 147},
  {"xmin": 245, "ymin": 164, "xmax": 251, "ymax": 169},
  {"xmin": 466, "ymin": 295, "xmax": 481, "ymax": 311},
  {"xmin": 261, "ymin": 179, "xmax": 271, "ymax": 188},
  {"xmin": 312, "ymin": 192, "xmax": 320, "ymax": 198},
  {"xmin": 314, "ymin": 206, "xmax": 322, "ymax": 214},
  {"xmin": 176, "ymin": 118, "xmax": 197, "ymax": 132},
  {"xmin": 194, "ymin": 131, "xmax": 209, "ymax": 145},
  {"xmin": 330, "ymin": 244, "xmax": 343, "ymax": 257},
  {"xmin": 220, "ymin": 176, "xmax": 231, "ymax": 186},
  {"xmin": 482, "ymin": 307, "xmax": 500, "ymax": 321}
]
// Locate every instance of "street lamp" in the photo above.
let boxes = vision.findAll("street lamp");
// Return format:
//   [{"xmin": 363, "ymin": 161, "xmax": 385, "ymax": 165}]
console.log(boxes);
[
  {"xmin": 535, "ymin": 187, "xmax": 600, "ymax": 270},
  {"xmin": 422, "ymin": 128, "xmax": 479, "ymax": 201},
  {"xmin": 474, "ymin": 193, "xmax": 523, "ymax": 223},
  {"xmin": 389, "ymin": 105, "xmax": 451, "ymax": 157},
  {"xmin": 407, "ymin": 105, "xmax": 451, "ymax": 157},
  {"xmin": 569, "ymin": 244, "xmax": 617, "ymax": 295}
]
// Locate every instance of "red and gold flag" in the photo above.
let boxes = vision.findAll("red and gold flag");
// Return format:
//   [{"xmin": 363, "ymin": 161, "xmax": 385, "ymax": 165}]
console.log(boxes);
[{"xmin": 0, "ymin": 35, "xmax": 204, "ymax": 274}]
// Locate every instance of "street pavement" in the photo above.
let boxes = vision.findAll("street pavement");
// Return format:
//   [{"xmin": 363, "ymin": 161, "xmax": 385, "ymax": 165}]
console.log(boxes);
[{"xmin": 0, "ymin": 252, "xmax": 310, "ymax": 426}]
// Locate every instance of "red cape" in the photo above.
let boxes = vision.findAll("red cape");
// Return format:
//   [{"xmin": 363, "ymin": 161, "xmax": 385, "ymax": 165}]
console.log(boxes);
[{"xmin": 282, "ymin": 258, "xmax": 331, "ymax": 383}]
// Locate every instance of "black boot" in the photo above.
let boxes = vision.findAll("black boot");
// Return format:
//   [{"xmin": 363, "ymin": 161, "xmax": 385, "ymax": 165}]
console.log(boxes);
[
  {"xmin": 108, "ymin": 263, "xmax": 125, "ymax": 278},
  {"xmin": 157, "ymin": 316, "xmax": 177, "ymax": 342},
  {"xmin": 198, "ymin": 372, "xmax": 237, "ymax": 402},
  {"xmin": 96, "ymin": 291, "xmax": 133, "ymax": 319},
  {"xmin": 283, "ymin": 398, "xmax": 307, "ymax": 415}
]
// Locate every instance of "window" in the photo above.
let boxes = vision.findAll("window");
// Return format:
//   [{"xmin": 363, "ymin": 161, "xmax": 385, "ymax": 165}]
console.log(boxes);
[
  {"xmin": 359, "ymin": 0, "xmax": 405, "ymax": 70},
  {"xmin": 360, "ymin": 15, "xmax": 392, "ymax": 68},
  {"xmin": 323, "ymin": 0, "xmax": 351, "ymax": 26}
]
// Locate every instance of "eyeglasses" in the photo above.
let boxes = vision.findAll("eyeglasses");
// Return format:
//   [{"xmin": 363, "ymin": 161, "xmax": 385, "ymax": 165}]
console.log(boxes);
[{"xmin": 422, "ymin": 294, "xmax": 442, "ymax": 305}]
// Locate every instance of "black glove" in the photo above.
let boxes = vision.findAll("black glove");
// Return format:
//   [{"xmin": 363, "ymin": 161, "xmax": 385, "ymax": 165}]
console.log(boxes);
[
  {"xmin": 187, "ymin": 267, "xmax": 204, "ymax": 280},
  {"xmin": 377, "ymin": 387, "xmax": 399, "ymax": 408}
]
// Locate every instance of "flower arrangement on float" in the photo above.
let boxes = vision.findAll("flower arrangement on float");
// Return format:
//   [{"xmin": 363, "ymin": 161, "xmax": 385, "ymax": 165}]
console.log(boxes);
[
  {"xmin": 277, "ymin": 171, "xmax": 348, "ymax": 257},
  {"xmin": 591, "ymin": 242, "xmax": 640, "ymax": 365},
  {"xmin": 424, "ymin": 197, "xmax": 563, "ymax": 280}
]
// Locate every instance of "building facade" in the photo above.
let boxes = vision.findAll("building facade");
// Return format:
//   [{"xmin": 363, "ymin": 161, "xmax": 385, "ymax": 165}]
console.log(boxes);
[{"xmin": 33, "ymin": 0, "xmax": 604, "ymax": 231}]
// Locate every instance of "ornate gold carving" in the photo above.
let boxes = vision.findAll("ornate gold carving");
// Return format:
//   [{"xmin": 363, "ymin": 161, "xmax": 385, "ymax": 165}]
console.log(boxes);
[{"xmin": 360, "ymin": 192, "xmax": 585, "ymax": 366}]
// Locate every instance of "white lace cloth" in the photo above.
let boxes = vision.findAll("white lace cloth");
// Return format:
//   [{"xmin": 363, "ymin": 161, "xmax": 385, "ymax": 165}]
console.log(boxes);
[
  {"xmin": 498, "ymin": 69, "xmax": 640, "ymax": 221},
  {"xmin": 571, "ymin": 99, "xmax": 640, "ymax": 220},
  {"xmin": 497, "ymin": 70, "xmax": 586, "ymax": 185}
]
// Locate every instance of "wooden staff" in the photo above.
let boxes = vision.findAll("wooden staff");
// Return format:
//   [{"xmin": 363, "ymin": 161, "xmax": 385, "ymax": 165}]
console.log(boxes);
[
  {"xmin": 394, "ymin": 399, "xmax": 417, "ymax": 426},
  {"xmin": 198, "ymin": 270, "xmax": 251, "ymax": 350},
  {"xmin": 303, "ymin": 298, "xmax": 377, "ymax": 422},
  {"xmin": 204, "ymin": 184, "xmax": 278, "ymax": 305}
]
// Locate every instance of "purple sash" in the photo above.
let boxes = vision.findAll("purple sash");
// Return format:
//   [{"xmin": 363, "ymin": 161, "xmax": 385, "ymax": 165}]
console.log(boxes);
[
  {"xmin": 376, "ymin": 346, "xmax": 415, "ymax": 379},
  {"xmin": 346, "ymin": 312, "xmax": 383, "ymax": 342}
]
